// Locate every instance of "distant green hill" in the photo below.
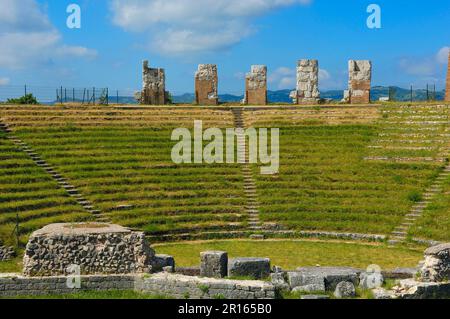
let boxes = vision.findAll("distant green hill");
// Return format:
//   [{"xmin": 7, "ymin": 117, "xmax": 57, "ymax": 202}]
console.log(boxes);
[{"xmin": 171, "ymin": 86, "xmax": 445, "ymax": 104}]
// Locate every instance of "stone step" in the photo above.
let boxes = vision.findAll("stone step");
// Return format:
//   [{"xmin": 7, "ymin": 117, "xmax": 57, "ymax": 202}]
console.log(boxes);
[
  {"xmin": 89, "ymin": 210, "xmax": 102, "ymax": 215},
  {"xmin": 247, "ymin": 209, "xmax": 259, "ymax": 214},
  {"xmin": 392, "ymin": 231, "xmax": 407, "ymax": 236},
  {"xmin": 406, "ymin": 214, "xmax": 421, "ymax": 218},
  {"xmin": 249, "ymin": 234, "xmax": 265, "ymax": 240},
  {"xmin": 66, "ymin": 189, "xmax": 79, "ymax": 195},
  {"xmin": 83, "ymin": 205, "xmax": 94, "ymax": 210},
  {"xmin": 249, "ymin": 226, "xmax": 263, "ymax": 230}
]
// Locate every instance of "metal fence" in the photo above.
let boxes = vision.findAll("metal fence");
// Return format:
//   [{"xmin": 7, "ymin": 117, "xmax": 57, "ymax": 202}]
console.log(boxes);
[
  {"xmin": 0, "ymin": 84, "xmax": 446, "ymax": 105},
  {"xmin": 0, "ymin": 85, "xmax": 139, "ymax": 105}
]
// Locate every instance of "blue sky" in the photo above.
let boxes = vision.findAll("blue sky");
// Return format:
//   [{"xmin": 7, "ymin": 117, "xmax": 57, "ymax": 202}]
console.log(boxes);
[{"xmin": 0, "ymin": 0, "xmax": 449, "ymax": 95}]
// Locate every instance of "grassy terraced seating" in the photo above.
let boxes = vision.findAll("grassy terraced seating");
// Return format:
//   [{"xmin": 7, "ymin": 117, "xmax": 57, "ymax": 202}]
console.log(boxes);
[
  {"xmin": 0, "ymin": 131, "xmax": 90, "ymax": 245},
  {"xmin": 245, "ymin": 104, "xmax": 450, "ymax": 237},
  {"xmin": 0, "ymin": 104, "xmax": 449, "ymax": 244},
  {"xmin": 0, "ymin": 107, "xmax": 247, "ymax": 241}
]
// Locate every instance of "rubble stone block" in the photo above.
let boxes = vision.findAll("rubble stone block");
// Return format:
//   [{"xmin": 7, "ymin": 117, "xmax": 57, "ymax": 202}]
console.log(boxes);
[
  {"xmin": 153, "ymin": 254, "xmax": 175, "ymax": 272},
  {"xmin": 294, "ymin": 267, "xmax": 361, "ymax": 291},
  {"xmin": 244, "ymin": 65, "xmax": 267, "ymax": 105},
  {"xmin": 446, "ymin": 51, "xmax": 450, "ymax": 102},
  {"xmin": 23, "ymin": 223, "xmax": 155, "ymax": 276},
  {"xmin": 140, "ymin": 60, "xmax": 168, "ymax": 105},
  {"xmin": 421, "ymin": 243, "xmax": 450, "ymax": 282},
  {"xmin": 200, "ymin": 251, "xmax": 228, "ymax": 278},
  {"xmin": 290, "ymin": 59, "xmax": 320, "ymax": 105},
  {"xmin": 195, "ymin": 64, "xmax": 218, "ymax": 105},
  {"xmin": 228, "ymin": 258, "xmax": 271, "ymax": 279},
  {"xmin": 344, "ymin": 60, "xmax": 372, "ymax": 104}
]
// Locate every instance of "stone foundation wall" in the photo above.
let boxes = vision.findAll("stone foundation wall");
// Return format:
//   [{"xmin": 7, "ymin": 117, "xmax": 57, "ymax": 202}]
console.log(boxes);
[
  {"xmin": 0, "ymin": 274, "xmax": 136, "ymax": 297},
  {"xmin": 141, "ymin": 60, "xmax": 167, "ymax": 105},
  {"xmin": 290, "ymin": 60, "xmax": 320, "ymax": 104},
  {"xmin": 244, "ymin": 65, "xmax": 267, "ymax": 105},
  {"xmin": 135, "ymin": 273, "xmax": 276, "ymax": 299},
  {"xmin": 23, "ymin": 224, "xmax": 155, "ymax": 276},
  {"xmin": 345, "ymin": 60, "xmax": 372, "ymax": 104},
  {"xmin": 195, "ymin": 64, "xmax": 218, "ymax": 105},
  {"xmin": 446, "ymin": 52, "xmax": 450, "ymax": 102}
]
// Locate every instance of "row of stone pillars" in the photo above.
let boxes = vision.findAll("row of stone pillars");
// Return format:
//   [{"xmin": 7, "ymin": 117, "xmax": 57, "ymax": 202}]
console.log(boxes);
[{"xmin": 138, "ymin": 54, "xmax": 450, "ymax": 105}]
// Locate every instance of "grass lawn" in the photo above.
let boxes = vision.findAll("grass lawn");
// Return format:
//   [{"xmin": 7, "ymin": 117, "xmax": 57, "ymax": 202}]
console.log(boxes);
[
  {"xmin": 0, "ymin": 257, "xmax": 22, "ymax": 273},
  {"xmin": 154, "ymin": 239, "xmax": 424, "ymax": 270}
]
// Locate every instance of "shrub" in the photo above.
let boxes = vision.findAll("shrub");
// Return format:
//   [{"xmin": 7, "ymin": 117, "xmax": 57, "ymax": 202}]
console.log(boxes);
[
  {"xmin": 407, "ymin": 191, "xmax": 423, "ymax": 203},
  {"xmin": 7, "ymin": 94, "xmax": 38, "ymax": 105}
]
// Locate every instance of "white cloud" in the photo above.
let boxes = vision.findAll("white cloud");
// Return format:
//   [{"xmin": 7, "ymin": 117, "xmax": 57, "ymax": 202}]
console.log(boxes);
[
  {"xmin": 399, "ymin": 46, "xmax": 449, "ymax": 76},
  {"xmin": 436, "ymin": 47, "xmax": 449, "ymax": 65},
  {"xmin": 110, "ymin": 0, "xmax": 312, "ymax": 54},
  {"xmin": 0, "ymin": 0, "xmax": 97, "ymax": 69},
  {"xmin": 268, "ymin": 67, "xmax": 295, "ymax": 89},
  {"xmin": 0, "ymin": 77, "xmax": 10, "ymax": 85}
]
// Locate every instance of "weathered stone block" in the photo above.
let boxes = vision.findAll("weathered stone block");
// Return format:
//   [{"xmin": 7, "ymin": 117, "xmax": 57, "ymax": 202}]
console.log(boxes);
[
  {"xmin": 153, "ymin": 254, "xmax": 175, "ymax": 272},
  {"xmin": 344, "ymin": 60, "xmax": 372, "ymax": 104},
  {"xmin": 287, "ymin": 272, "xmax": 326, "ymax": 291},
  {"xmin": 244, "ymin": 65, "xmax": 267, "ymax": 105},
  {"xmin": 140, "ymin": 60, "xmax": 168, "ymax": 105},
  {"xmin": 446, "ymin": 51, "xmax": 450, "ymax": 102},
  {"xmin": 228, "ymin": 258, "xmax": 271, "ymax": 279},
  {"xmin": 195, "ymin": 64, "xmax": 218, "ymax": 105},
  {"xmin": 0, "ymin": 245, "xmax": 15, "ymax": 261},
  {"xmin": 294, "ymin": 267, "xmax": 361, "ymax": 291},
  {"xmin": 291, "ymin": 59, "xmax": 320, "ymax": 105},
  {"xmin": 334, "ymin": 281, "xmax": 356, "ymax": 298},
  {"xmin": 23, "ymin": 223, "xmax": 155, "ymax": 276},
  {"xmin": 200, "ymin": 251, "xmax": 228, "ymax": 278},
  {"xmin": 421, "ymin": 243, "xmax": 450, "ymax": 282}
]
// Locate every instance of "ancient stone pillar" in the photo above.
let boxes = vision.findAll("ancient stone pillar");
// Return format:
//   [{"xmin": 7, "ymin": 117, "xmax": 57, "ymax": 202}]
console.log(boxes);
[
  {"xmin": 344, "ymin": 60, "xmax": 372, "ymax": 104},
  {"xmin": 290, "ymin": 60, "xmax": 320, "ymax": 105},
  {"xmin": 445, "ymin": 52, "xmax": 450, "ymax": 102},
  {"xmin": 244, "ymin": 65, "xmax": 267, "ymax": 105},
  {"xmin": 195, "ymin": 64, "xmax": 219, "ymax": 105},
  {"xmin": 141, "ymin": 60, "xmax": 167, "ymax": 105}
]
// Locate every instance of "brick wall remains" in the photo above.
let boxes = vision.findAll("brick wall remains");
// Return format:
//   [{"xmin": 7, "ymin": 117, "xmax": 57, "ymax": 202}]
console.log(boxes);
[
  {"xmin": 195, "ymin": 64, "xmax": 219, "ymax": 105},
  {"xmin": 244, "ymin": 65, "xmax": 267, "ymax": 105}
]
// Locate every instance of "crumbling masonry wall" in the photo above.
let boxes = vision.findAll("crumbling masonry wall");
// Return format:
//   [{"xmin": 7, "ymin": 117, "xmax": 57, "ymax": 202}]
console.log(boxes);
[
  {"xmin": 141, "ymin": 60, "xmax": 167, "ymax": 105},
  {"xmin": 195, "ymin": 64, "xmax": 219, "ymax": 105},
  {"xmin": 344, "ymin": 60, "xmax": 372, "ymax": 104},
  {"xmin": 23, "ymin": 224, "xmax": 155, "ymax": 276},
  {"xmin": 290, "ymin": 60, "xmax": 320, "ymax": 104},
  {"xmin": 446, "ymin": 52, "xmax": 450, "ymax": 102},
  {"xmin": 244, "ymin": 65, "xmax": 267, "ymax": 105}
]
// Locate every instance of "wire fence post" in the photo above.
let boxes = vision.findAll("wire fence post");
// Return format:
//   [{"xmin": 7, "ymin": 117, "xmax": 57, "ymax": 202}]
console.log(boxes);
[
  {"xmin": 93, "ymin": 87, "xmax": 96, "ymax": 105},
  {"xmin": 117, "ymin": 90, "xmax": 119, "ymax": 104},
  {"xmin": 24, "ymin": 85, "xmax": 27, "ymax": 96},
  {"xmin": 410, "ymin": 85, "xmax": 413, "ymax": 103},
  {"xmin": 73, "ymin": 88, "xmax": 75, "ymax": 103},
  {"xmin": 106, "ymin": 88, "xmax": 109, "ymax": 106}
]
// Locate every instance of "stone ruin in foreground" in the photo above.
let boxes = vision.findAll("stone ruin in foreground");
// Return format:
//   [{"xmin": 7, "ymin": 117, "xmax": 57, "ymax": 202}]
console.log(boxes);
[
  {"xmin": 343, "ymin": 60, "xmax": 372, "ymax": 104},
  {"xmin": 23, "ymin": 223, "xmax": 155, "ymax": 276},
  {"xmin": 137, "ymin": 60, "xmax": 169, "ymax": 105},
  {"xmin": 290, "ymin": 59, "xmax": 320, "ymax": 105},
  {"xmin": 6, "ymin": 223, "xmax": 449, "ymax": 299},
  {"xmin": 243, "ymin": 65, "xmax": 267, "ymax": 105},
  {"xmin": 195, "ymin": 64, "xmax": 219, "ymax": 105}
]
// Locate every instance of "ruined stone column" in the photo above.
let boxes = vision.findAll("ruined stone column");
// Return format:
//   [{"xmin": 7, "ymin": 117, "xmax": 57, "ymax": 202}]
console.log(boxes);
[
  {"xmin": 244, "ymin": 65, "xmax": 267, "ymax": 105},
  {"xmin": 290, "ymin": 60, "xmax": 320, "ymax": 105},
  {"xmin": 445, "ymin": 51, "xmax": 450, "ymax": 102},
  {"xmin": 141, "ymin": 60, "xmax": 167, "ymax": 105},
  {"xmin": 344, "ymin": 60, "xmax": 372, "ymax": 104},
  {"xmin": 195, "ymin": 64, "xmax": 218, "ymax": 105}
]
